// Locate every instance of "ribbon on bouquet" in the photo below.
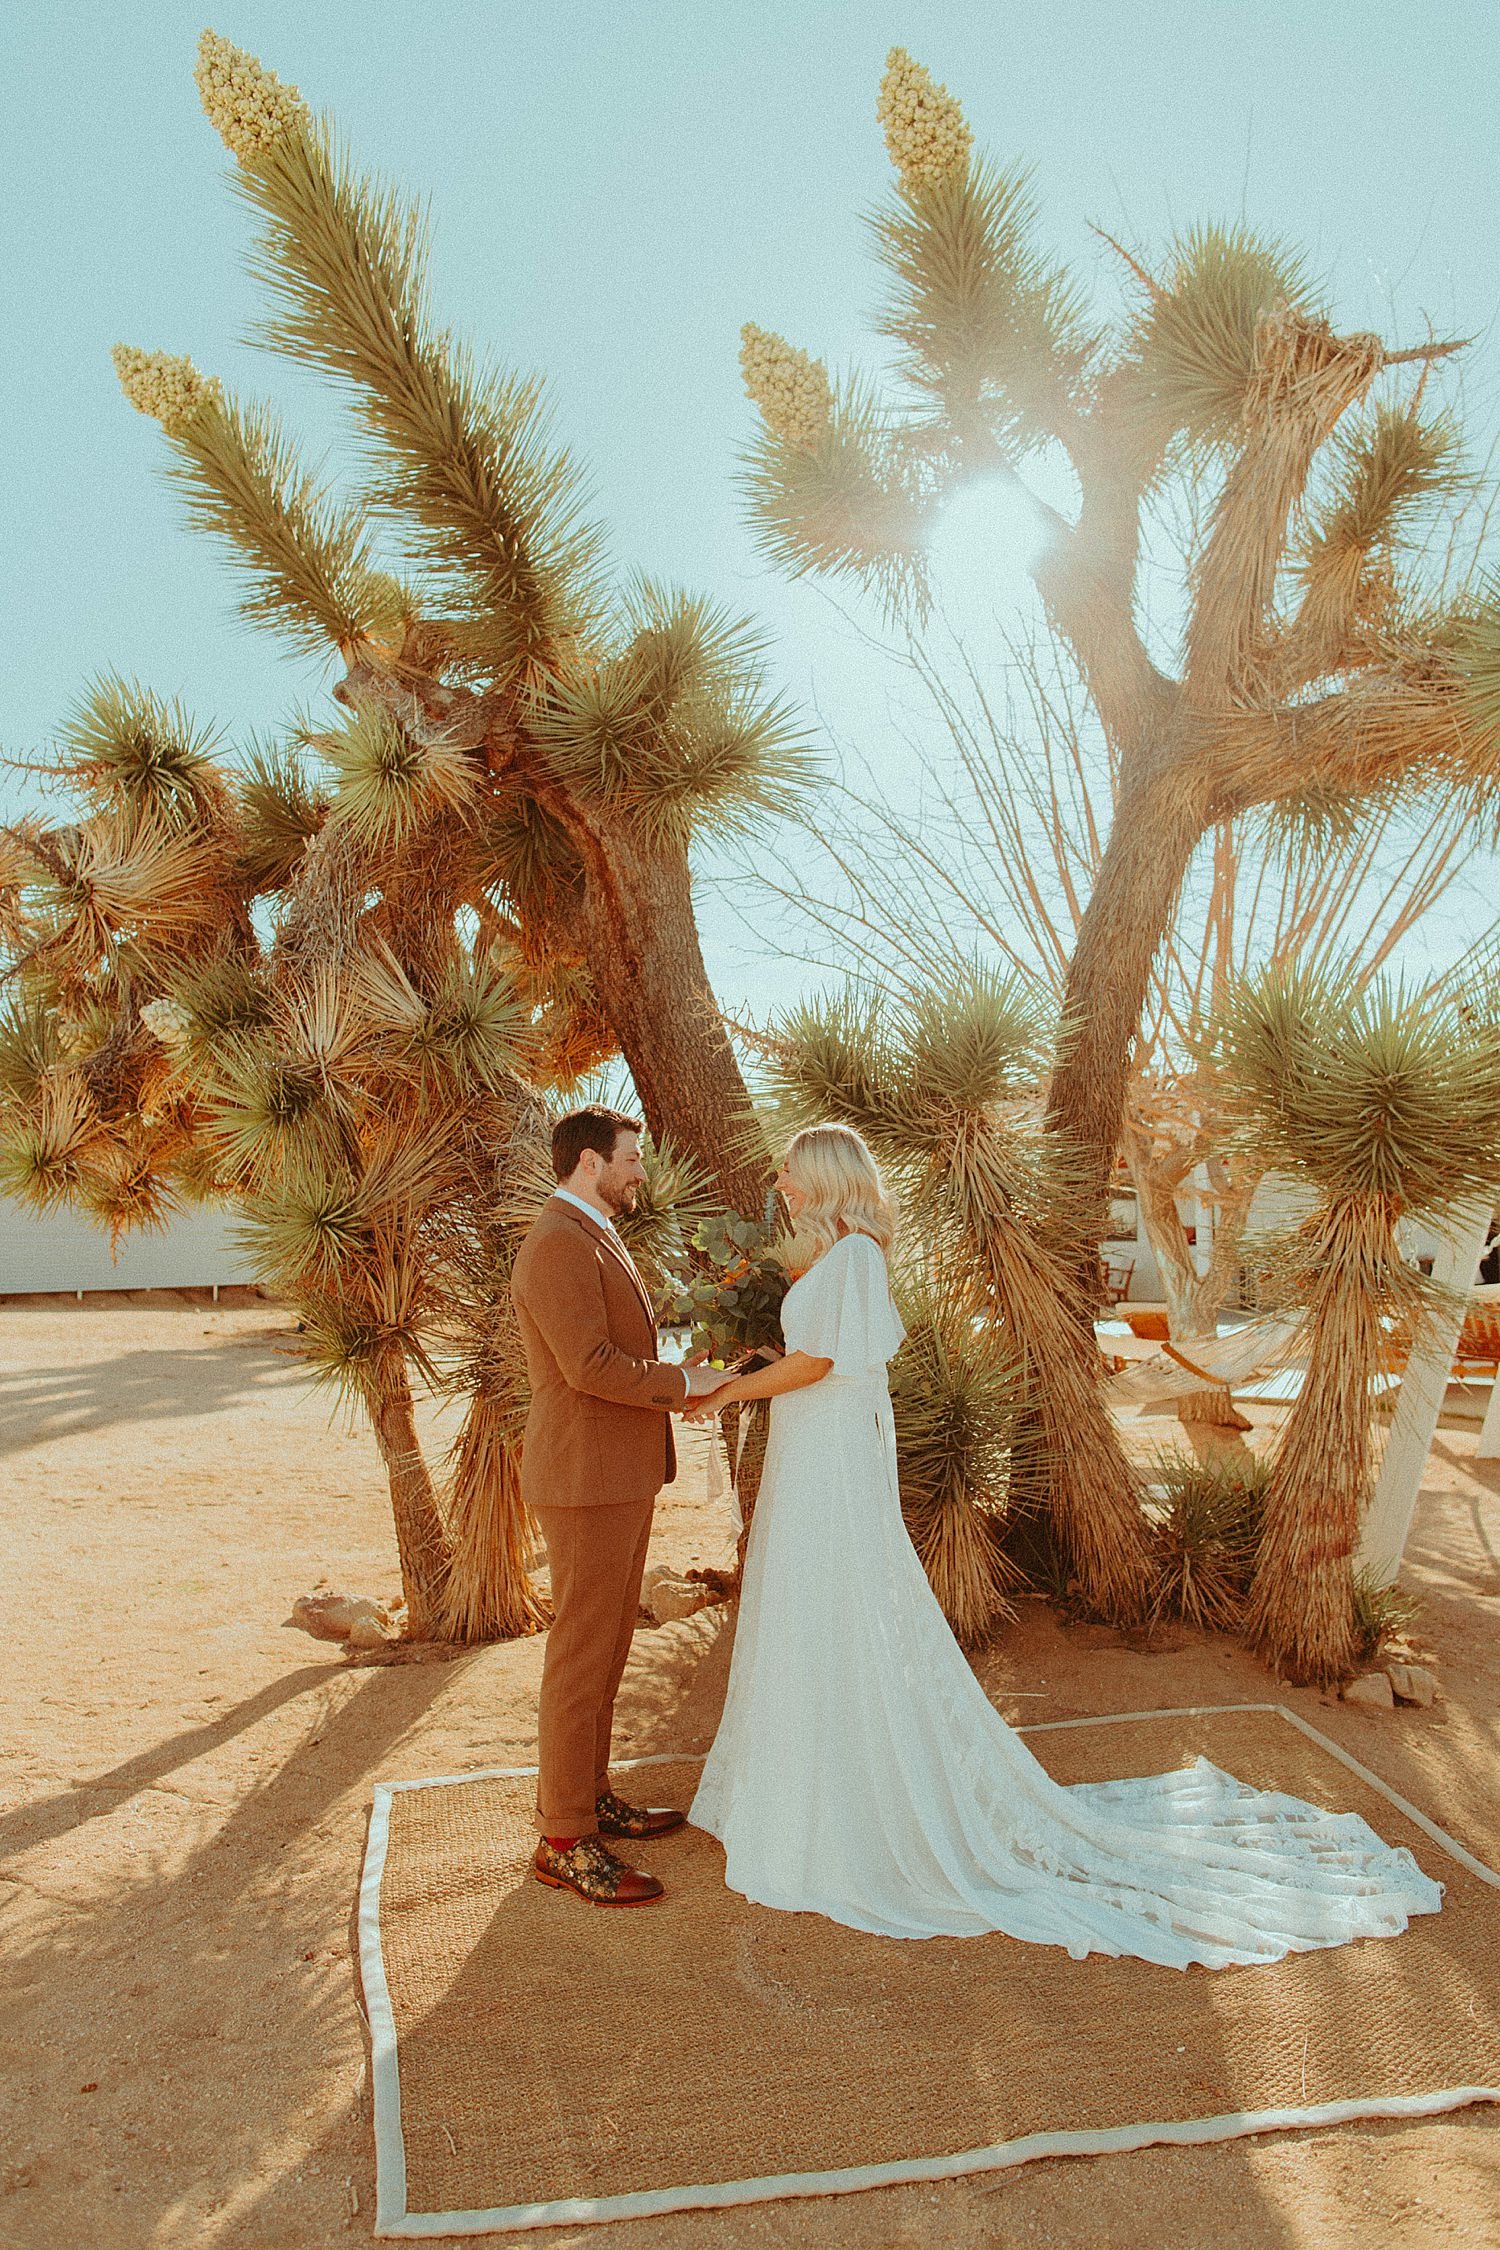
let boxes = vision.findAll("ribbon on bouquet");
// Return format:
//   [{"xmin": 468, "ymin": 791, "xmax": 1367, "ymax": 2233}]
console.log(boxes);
[{"xmin": 704, "ymin": 1404, "xmax": 751, "ymax": 1535}]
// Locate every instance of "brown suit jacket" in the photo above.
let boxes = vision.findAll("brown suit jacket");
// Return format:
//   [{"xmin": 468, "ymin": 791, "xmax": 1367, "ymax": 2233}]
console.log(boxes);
[{"xmin": 511, "ymin": 1196, "xmax": 688, "ymax": 1510}]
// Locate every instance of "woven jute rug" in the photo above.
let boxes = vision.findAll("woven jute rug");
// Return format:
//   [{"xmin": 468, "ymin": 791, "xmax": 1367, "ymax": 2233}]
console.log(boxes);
[{"xmin": 357, "ymin": 1703, "xmax": 1500, "ymax": 2237}]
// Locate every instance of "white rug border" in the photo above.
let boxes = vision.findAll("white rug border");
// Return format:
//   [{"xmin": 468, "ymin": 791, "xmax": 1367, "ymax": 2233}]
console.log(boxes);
[{"xmin": 358, "ymin": 1701, "xmax": 1500, "ymax": 2237}]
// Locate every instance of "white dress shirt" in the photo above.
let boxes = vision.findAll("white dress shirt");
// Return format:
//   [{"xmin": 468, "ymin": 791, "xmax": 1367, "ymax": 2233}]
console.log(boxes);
[{"xmin": 553, "ymin": 1185, "xmax": 621, "ymax": 1237}]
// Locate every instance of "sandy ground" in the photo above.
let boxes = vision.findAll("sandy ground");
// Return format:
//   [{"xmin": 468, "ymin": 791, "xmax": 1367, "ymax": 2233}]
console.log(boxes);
[{"xmin": 2, "ymin": 1290, "xmax": 1498, "ymax": 2250}]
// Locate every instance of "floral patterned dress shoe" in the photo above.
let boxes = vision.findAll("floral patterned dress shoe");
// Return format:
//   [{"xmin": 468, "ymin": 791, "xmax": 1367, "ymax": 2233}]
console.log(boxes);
[
  {"xmin": 532, "ymin": 1834, "xmax": 664, "ymax": 1906},
  {"xmin": 595, "ymin": 1789, "xmax": 688, "ymax": 1839}
]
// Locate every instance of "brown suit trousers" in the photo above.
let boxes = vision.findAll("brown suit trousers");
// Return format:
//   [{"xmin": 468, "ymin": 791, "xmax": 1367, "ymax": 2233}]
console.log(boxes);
[{"xmin": 510, "ymin": 1197, "xmax": 688, "ymax": 1836}]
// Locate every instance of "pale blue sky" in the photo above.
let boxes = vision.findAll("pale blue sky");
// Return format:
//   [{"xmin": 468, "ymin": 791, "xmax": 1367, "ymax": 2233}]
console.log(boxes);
[{"xmin": 5, "ymin": 1, "xmax": 1498, "ymax": 1011}]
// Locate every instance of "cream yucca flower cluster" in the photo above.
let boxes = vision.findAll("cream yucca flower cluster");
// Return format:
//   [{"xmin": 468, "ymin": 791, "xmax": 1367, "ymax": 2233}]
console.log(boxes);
[
  {"xmin": 739, "ymin": 325, "xmax": 833, "ymax": 451},
  {"xmin": 194, "ymin": 29, "xmax": 308, "ymax": 162},
  {"xmin": 139, "ymin": 998, "xmax": 193, "ymax": 1049},
  {"xmin": 876, "ymin": 47, "xmax": 972, "ymax": 192},
  {"xmin": 111, "ymin": 346, "xmax": 221, "ymax": 438}
]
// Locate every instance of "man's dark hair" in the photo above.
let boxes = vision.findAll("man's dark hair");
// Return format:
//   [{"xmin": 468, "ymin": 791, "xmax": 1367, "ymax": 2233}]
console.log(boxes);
[{"xmin": 551, "ymin": 1104, "xmax": 643, "ymax": 1183}]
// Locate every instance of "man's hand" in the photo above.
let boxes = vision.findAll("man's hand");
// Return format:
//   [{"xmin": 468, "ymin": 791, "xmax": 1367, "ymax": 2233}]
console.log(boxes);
[
  {"xmin": 679, "ymin": 1363, "xmax": 733, "ymax": 1402},
  {"xmin": 682, "ymin": 1379, "xmax": 739, "ymax": 1423}
]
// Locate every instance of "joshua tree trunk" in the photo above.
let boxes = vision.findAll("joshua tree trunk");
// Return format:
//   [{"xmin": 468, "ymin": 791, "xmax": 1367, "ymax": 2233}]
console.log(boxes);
[
  {"xmin": 981, "ymin": 761, "xmax": 1205, "ymax": 1620},
  {"xmin": 365, "ymin": 1353, "xmax": 452, "ymax": 1636},
  {"xmin": 952, "ymin": 1131, "xmax": 1154, "ymax": 1623},
  {"xmin": 440, "ymin": 1388, "xmax": 550, "ymax": 1642},
  {"xmin": 1242, "ymin": 1199, "xmax": 1390, "ymax": 1682},
  {"xmin": 573, "ymin": 828, "xmax": 768, "ymax": 1215},
  {"xmin": 1042, "ymin": 765, "xmax": 1213, "ymax": 1284}
]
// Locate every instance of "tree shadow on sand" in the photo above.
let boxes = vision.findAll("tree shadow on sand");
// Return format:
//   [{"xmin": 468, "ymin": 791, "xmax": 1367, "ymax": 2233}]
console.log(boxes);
[
  {"xmin": 3, "ymin": 1654, "xmax": 474, "ymax": 2248},
  {"xmin": 0, "ymin": 1334, "xmax": 309, "ymax": 1458},
  {"xmin": 0, "ymin": 1664, "xmax": 339, "ymax": 1862}
]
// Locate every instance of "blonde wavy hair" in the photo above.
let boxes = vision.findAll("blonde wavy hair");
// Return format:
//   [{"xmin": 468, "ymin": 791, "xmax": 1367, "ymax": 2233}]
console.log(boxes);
[{"xmin": 782, "ymin": 1124, "xmax": 895, "ymax": 1268}]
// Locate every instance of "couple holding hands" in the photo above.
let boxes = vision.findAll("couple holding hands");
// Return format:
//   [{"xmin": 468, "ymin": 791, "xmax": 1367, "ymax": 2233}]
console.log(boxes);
[{"xmin": 510, "ymin": 1105, "xmax": 1439, "ymax": 1966}]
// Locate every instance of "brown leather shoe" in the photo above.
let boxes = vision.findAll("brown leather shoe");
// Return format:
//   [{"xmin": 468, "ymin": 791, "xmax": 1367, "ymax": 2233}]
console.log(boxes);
[
  {"xmin": 532, "ymin": 1834, "xmax": 664, "ymax": 1906},
  {"xmin": 595, "ymin": 1788, "xmax": 688, "ymax": 1840}
]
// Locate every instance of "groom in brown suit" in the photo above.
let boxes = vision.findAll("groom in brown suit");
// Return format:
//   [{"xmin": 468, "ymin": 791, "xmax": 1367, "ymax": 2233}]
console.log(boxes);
[{"xmin": 511, "ymin": 1105, "xmax": 726, "ymax": 1907}]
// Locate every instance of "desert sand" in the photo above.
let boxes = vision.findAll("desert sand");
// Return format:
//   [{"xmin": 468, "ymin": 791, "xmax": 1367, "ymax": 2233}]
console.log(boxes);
[{"xmin": 2, "ymin": 1289, "xmax": 1498, "ymax": 2249}]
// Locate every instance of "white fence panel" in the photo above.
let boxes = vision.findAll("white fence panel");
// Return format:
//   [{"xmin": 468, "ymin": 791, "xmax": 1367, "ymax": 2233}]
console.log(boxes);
[{"xmin": 0, "ymin": 1196, "xmax": 258, "ymax": 1295}]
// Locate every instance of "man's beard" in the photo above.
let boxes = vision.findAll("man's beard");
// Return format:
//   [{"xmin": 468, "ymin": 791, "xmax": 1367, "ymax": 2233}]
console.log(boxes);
[{"xmin": 599, "ymin": 1175, "xmax": 637, "ymax": 1217}]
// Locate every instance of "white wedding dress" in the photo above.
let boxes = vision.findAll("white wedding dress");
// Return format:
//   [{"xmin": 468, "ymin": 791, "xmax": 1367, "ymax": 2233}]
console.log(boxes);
[{"xmin": 690, "ymin": 1233, "xmax": 1443, "ymax": 1968}]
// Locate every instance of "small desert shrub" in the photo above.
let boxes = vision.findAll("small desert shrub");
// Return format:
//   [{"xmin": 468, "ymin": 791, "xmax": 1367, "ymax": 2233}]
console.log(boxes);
[
  {"xmin": 1145, "ymin": 1448, "xmax": 1271, "ymax": 1632},
  {"xmin": 1350, "ymin": 1570, "xmax": 1422, "ymax": 1665}
]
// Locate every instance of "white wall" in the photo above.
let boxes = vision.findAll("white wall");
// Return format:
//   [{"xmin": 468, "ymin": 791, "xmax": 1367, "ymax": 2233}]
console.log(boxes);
[{"xmin": 0, "ymin": 1196, "xmax": 258, "ymax": 1295}]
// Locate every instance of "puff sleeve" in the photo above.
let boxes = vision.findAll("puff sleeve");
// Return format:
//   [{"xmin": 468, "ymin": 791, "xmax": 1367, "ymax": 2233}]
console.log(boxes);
[{"xmin": 781, "ymin": 1233, "xmax": 906, "ymax": 1373}]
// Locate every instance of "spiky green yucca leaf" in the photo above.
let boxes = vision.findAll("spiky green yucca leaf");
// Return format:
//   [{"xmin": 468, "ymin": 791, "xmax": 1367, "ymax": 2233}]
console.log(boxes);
[
  {"xmin": 33, "ymin": 810, "xmax": 223, "ymax": 974},
  {"xmin": 59, "ymin": 679, "xmax": 223, "ymax": 829},
  {"xmin": 0, "ymin": 993, "xmax": 64, "ymax": 1106},
  {"xmin": 422, "ymin": 954, "xmax": 529, "ymax": 1092},
  {"xmin": 273, "ymin": 962, "xmax": 368, "ymax": 1081},
  {"xmin": 281, "ymin": 1290, "xmax": 385, "ymax": 1393},
  {"xmin": 246, "ymin": 1175, "xmax": 367, "ymax": 1283},
  {"xmin": 0, "ymin": 1074, "xmax": 101, "ymax": 1212},
  {"xmin": 1214, "ymin": 966, "xmax": 1500, "ymax": 1215},
  {"xmin": 230, "ymin": 118, "xmax": 608, "ymax": 675},
  {"xmin": 199, "ymin": 1033, "xmax": 349, "ymax": 1190},
  {"xmin": 1145, "ymin": 1447, "xmax": 1269, "ymax": 1632},
  {"xmin": 170, "ymin": 950, "xmax": 275, "ymax": 1050},
  {"xmin": 347, "ymin": 942, "xmax": 527, "ymax": 1092},
  {"xmin": 236, "ymin": 743, "xmax": 326, "ymax": 892},
  {"xmin": 244, "ymin": 1113, "xmax": 463, "ymax": 1291},
  {"xmin": 765, "ymin": 968, "xmax": 1052, "ymax": 1182},
  {"xmin": 477, "ymin": 794, "xmax": 577, "ymax": 912},
  {"xmin": 871, "ymin": 160, "xmax": 1095, "ymax": 457},
  {"xmin": 1351, "ymin": 1568, "xmax": 1422, "ymax": 1662},
  {"xmin": 159, "ymin": 389, "xmax": 404, "ymax": 658},
  {"xmin": 317, "ymin": 704, "xmax": 480, "ymax": 848},
  {"xmin": 740, "ymin": 378, "xmax": 932, "ymax": 615},
  {"xmin": 761, "ymin": 989, "xmax": 910, "ymax": 1151},
  {"xmin": 1451, "ymin": 575, "xmax": 1500, "ymax": 773},
  {"xmin": 1302, "ymin": 401, "xmax": 1462, "ymax": 572},
  {"xmin": 891, "ymin": 964, "xmax": 1052, "ymax": 1116},
  {"xmin": 165, "ymin": 1138, "xmax": 225, "ymax": 1206},
  {"xmin": 531, "ymin": 584, "xmax": 816, "ymax": 842},
  {"xmin": 615, "ymin": 1135, "xmax": 721, "ymax": 1297},
  {"xmin": 1125, "ymin": 224, "xmax": 1320, "ymax": 455}
]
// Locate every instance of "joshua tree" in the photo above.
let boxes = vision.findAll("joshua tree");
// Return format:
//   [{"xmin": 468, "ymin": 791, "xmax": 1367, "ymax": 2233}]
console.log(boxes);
[
  {"xmin": 109, "ymin": 32, "xmax": 811, "ymax": 1221},
  {"xmin": 737, "ymin": 45, "xmax": 1500, "ymax": 1303},
  {"xmin": 1, "ymin": 30, "xmax": 829, "ymax": 1642},
  {"xmin": 1213, "ymin": 967, "xmax": 1500, "ymax": 1682},
  {"xmin": 0, "ymin": 680, "xmax": 549, "ymax": 1638},
  {"xmin": 0, "ymin": 673, "xmax": 728, "ymax": 1640}
]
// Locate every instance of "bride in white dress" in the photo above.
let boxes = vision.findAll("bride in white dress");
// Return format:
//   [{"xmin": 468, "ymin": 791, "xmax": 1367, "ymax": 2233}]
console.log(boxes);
[{"xmin": 685, "ymin": 1123, "xmax": 1442, "ymax": 1969}]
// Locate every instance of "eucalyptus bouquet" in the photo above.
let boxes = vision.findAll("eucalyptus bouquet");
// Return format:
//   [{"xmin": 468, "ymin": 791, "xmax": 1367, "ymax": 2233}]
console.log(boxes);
[{"xmin": 667, "ymin": 1213, "xmax": 790, "ymax": 1366}]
